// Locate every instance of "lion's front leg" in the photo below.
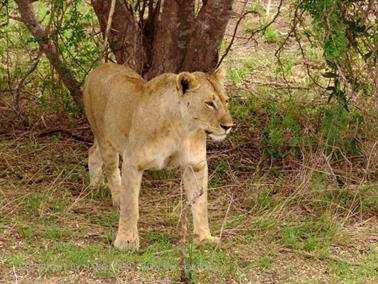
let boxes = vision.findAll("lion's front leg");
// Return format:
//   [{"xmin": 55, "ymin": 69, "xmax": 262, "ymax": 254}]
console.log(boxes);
[
  {"xmin": 114, "ymin": 164, "xmax": 143, "ymax": 250},
  {"xmin": 183, "ymin": 161, "xmax": 219, "ymax": 244}
]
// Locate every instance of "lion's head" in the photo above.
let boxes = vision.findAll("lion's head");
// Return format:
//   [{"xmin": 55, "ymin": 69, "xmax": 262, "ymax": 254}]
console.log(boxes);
[{"xmin": 176, "ymin": 68, "xmax": 234, "ymax": 142}]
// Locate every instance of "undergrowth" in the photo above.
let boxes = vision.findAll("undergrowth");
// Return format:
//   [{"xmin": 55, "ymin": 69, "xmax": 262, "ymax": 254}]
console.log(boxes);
[{"xmin": 1, "ymin": 0, "xmax": 378, "ymax": 283}]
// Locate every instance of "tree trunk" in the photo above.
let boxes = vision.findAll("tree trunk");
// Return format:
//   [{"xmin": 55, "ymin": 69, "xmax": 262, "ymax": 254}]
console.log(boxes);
[
  {"xmin": 91, "ymin": 0, "xmax": 234, "ymax": 79},
  {"xmin": 91, "ymin": 0, "xmax": 144, "ymax": 73},
  {"xmin": 181, "ymin": 0, "xmax": 234, "ymax": 72},
  {"xmin": 144, "ymin": 0, "xmax": 196, "ymax": 79},
  {"xmin": 15, "ymin": 0, "xmax": 235, "ymax": 111},
  {"xmin": 14, "ymin": 0, "xmax": 83, "ymax": 110}
]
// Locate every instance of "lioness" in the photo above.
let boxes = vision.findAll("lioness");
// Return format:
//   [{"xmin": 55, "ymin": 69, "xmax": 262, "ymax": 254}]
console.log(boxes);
[{"xmin": 83, "ymin": 63, "xmax": 233, "ymax": 250}]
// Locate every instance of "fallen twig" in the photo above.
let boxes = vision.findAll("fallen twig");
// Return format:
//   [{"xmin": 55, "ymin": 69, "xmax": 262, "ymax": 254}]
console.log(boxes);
[
  {"xmin": 244, "ymin": 79, "xmax": 310, "ymax": 90},
  {"xmin": 178, "ymin": 166, "xmax": 204, "ymax": 283},
  {"xmin": 219, "ymin": 194, "xmax": 234, "ymax": 240},
  {"xmin": 279, "ymin": 247, "xmax": 362, "ymax": 267},
  {"xmin": 0, "ymin": 127, "xmax": 92, "ymax": 143}
]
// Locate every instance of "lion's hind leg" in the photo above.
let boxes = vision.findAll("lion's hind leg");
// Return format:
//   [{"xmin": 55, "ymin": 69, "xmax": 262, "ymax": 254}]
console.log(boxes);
[
  {"xmin": 101, "ymin": 143, "xmax": 121, "ymax": 207},
  {"xmin": 88, "ymin": 139, "xmax": 103, "ymax": 187}
]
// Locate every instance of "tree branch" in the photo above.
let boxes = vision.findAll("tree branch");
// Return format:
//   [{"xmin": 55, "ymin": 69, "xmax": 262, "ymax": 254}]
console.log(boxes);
[
  {"xmin": 247, "ymin": 0, "xmax": 284, "ymax": 41},
  {"xmin": 91, "ymin": 0, "xmax": 144, "ymax": 72},
  {"xmin": 217, "ymin": 10, "xmax": 248, "ymax": 69},
  {"xmin": 14, "ymin": 0, "xmax": 83, "ymax": 110},
  {"xmin": 14, "ymin": 47, "xmax": 43, "ymax": 111},
  {"xmin": 101, "ymin": 0, "xmax": 116, "ymax": 62}
]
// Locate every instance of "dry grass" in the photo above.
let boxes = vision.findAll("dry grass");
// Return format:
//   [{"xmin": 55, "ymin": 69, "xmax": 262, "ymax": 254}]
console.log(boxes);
[
  {"xmin": 1, "ymin": 1, "xmax": 378, "ymax": 282},
  {"xmin": 0, "ymin": 123, "xmax": 377, "ymax": 283}
]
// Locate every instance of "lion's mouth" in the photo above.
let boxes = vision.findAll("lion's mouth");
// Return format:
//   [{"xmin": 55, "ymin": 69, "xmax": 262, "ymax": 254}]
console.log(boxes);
[
  {"xmin": 204, "ymin": 129, "xmax": 228, "ymax": 142},
  {"xmin": 209, "ymin": 133, "xmax": 226, "ymax": 142}
]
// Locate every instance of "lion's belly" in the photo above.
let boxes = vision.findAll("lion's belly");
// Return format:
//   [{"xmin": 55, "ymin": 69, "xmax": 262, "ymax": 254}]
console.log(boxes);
[
  {"xmin": 137, "ymin": 151, "xmax": 180, "ymax": 171},
  {"xmin": 125, "ymin": 129, "xmax": 206, "ymax": 172},
  {"xmin": 136, "ymin": 147, "xmax": 202, "ymax": 172}
]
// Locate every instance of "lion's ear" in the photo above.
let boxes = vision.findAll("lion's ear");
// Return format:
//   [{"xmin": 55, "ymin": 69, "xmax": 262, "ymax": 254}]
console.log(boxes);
[
  {"xmin": 176, "ymin": 72, "xmax": 198, "ymax": 95},
  {"xmin": 213, "ymin": 66, "xmax": 226, "ymax": 83}
]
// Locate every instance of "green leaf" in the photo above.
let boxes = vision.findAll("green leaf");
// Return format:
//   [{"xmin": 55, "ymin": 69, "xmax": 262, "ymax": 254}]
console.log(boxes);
[{"xmin": 322, "ymin": 72, "xmax": 337, "ymax": 78}]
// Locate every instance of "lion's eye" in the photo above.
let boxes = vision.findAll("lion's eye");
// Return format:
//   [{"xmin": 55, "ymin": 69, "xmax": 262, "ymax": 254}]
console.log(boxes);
[
  {"xmin": 225, "ymin": 99, "xmax": 230, "ymax": 106},
  {"xmin": 205, "ymin": 101, "xmax": 216, "ymax": 110}
]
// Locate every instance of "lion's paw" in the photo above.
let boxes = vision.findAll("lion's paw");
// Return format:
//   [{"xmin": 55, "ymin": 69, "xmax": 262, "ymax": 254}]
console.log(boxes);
[
  {"xmin": 194, "ymin": 235, "xmax": 220, "ymax": 244},
  {"xmin": 114, "ymin": 234, "xmax": 140, "ymax": 251},
  {"xmin": 89, "ymin": 177, "xmax": 104, "ymax": 188},
  {"xmin": 111, "ymin": 194, "xmax": 120, "ymax": 208}
]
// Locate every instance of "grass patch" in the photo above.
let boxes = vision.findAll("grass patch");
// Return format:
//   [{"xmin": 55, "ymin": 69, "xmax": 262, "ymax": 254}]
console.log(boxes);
[
  {"xmin": 329, "ymin": 245, "xmax": 378, "ymax": 283},
  {"xmin": 2, "ymin": 90, "xmax": 378, "ymax": 282},
  {"xmin": 263, "ymin": 26, "xmax": 281, "ymax": 44}
]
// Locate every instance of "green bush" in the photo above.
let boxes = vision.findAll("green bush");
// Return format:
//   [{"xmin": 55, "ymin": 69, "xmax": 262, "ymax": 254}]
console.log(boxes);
[
  {"xmin": 231, "ymin": 94, "xmax": 365, "ymax": 164},
  {"xmin": 263, "ymin": 27, "xmax": 281, "ymax": 44}
]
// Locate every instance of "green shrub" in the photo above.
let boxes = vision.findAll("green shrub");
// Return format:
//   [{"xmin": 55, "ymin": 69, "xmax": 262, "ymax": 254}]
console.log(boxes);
[{"xmin": 263, "ymin": 27, "xmax": 281, "ymax": 44}]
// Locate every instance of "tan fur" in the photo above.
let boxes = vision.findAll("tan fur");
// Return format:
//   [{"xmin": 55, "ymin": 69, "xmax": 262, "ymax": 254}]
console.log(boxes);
[{"xmin": 83, "ymin": 62, "xmax": 233, "ymax": 250}]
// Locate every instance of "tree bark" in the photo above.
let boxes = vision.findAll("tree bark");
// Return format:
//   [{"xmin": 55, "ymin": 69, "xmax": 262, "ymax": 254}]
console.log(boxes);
[
  {"xmin": 14, "ymin": 0, "xmax": 83, "ymax": 110},
  {"xmin": 91, "ymin": 0, "xmax": 144, "ymax": 73},
  {"xmin": 181, "ymin": 0, "xmax": 234, "ymax": 72},
  {"xmin": 14, "ymin": 0, "xmax": 235, "ymax": 111},
  {"xmin": 91, "ymin": 0, "xmax": 234, "ymax": 78},
  {"xmin": 144, "ymin": 0, "xmax": 195, "ymax": 79}
]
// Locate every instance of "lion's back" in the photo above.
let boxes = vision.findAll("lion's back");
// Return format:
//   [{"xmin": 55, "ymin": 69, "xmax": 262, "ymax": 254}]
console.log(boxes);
[
  {"xmin": 83, "ymin": 63, "xmax": 145, "ymax": 144},
  {"xmin": 83, "ymin": 63, "xmax": 144, "ymax": 107}
]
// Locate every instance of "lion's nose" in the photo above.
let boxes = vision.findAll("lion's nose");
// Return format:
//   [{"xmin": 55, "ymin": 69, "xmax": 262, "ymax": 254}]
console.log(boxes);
[{"xmin": 220, "ymin": 124, "xmax": 233, "ymax": 131}]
